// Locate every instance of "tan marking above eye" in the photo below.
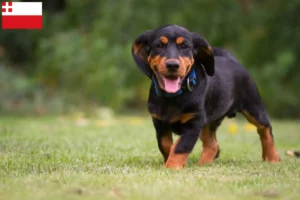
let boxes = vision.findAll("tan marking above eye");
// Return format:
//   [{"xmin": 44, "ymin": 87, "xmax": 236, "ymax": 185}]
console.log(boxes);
[
  {"xmin": 160, "ymin": 36, "xmax": 168, "ymax": 44},
  {"xmin": 176, "ymin": 37, "xmax": 184, "ymax": 45}
]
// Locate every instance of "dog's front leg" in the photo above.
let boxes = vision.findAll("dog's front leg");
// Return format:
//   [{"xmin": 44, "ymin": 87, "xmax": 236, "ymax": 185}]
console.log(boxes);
[
  {"xmin": 165, "ymin": 119, "xmax": 202, "ymax": 169},
  {"xmin": 152, "ymin": 118, "xmax": 173, "ymax": 163}
]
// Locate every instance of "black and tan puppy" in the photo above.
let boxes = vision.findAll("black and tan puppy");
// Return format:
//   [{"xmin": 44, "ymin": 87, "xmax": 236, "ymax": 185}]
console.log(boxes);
[{"xmin": 132, "ymin": 24, "xmax": 280, "ymax": 169}]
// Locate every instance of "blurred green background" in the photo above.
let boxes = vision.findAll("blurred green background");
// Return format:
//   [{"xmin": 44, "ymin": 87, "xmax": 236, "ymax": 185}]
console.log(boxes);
[{"xmin": 0, "ymin": 0, "xmax": 299, "ymax": 118}]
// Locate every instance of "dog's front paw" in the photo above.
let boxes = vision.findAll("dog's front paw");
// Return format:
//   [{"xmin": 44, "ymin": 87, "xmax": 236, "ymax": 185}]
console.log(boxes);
[
  {"xmin": 164, "ymin": 153, "xmax": 188, "ymax": 170},
  {"xmin": 263, "ymin": 148, "xmax": 280, "ymax": 163},
  {"xmin": 165, "ymin": 160, "xmax": 185, "ymax": 170},
  {"xmin": 264, "ymin": 154, "xmax": 280, "ymax": 163}
]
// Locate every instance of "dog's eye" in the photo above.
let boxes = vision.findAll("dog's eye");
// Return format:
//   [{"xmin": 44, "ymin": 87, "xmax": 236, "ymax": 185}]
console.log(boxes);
[
  {"xmin": 179, "ymin": 43, "xmax": 189, "ymax": 49},
  {"xmin": 156, "ymin": 43, "xmax": 165, "ymax": 48}
]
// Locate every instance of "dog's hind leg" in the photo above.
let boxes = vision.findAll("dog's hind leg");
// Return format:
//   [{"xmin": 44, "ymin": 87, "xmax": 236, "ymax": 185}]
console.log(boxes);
[
  {"xmin": 198, "ymin": 120, "xmax": 222, "ymax": 165},
  {"xmin": 242, "ymin": 105, "xmax": 280, "ymax": 162}
]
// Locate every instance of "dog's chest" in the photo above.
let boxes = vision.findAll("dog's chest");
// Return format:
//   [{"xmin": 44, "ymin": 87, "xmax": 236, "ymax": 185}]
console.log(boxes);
[{"xmin": 148, "ymin": 101, "xmax": 196, "ymax": 124}]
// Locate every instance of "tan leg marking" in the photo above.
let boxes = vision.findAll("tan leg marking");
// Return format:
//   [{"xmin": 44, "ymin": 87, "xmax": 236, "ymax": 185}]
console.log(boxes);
[{"xmin": 198, "ymin": 126, "xmax": 219, "ymax": 165}]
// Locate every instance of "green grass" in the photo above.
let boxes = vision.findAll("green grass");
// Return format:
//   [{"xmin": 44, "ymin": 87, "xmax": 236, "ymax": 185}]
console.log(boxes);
[{"xmin": 0, "ymin": 116, "xmax": 300, "ymax": 200}]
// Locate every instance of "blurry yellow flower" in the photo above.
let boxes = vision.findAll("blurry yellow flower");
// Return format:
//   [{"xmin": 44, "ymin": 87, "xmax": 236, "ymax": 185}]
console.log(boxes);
[
  {"xmin": 228, "ymin": 123, "xmax": 238, "ymax": 134},
  {"xmin": 95, "ymin": 120, "xmax": 112, "ymax": 127},
  {"xmin": 126, "ymin": 117, "xmax": 144, "ymax": 125},
  {"xmin": 244, "ymin": 123, "xmax": 256, "ymax": 132}
]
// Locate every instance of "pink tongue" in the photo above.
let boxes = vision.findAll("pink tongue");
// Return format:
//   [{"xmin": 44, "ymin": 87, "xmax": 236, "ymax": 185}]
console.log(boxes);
[{"xmin": 162, "ymin": 77, "xmax": 180, "ymax": 93}]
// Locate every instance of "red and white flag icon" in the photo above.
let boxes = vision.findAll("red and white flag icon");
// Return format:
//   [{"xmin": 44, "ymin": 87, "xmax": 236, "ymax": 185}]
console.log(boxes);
[{"xmin": 2, "ymin": 2, "xmax": 42, "ymax": 29}]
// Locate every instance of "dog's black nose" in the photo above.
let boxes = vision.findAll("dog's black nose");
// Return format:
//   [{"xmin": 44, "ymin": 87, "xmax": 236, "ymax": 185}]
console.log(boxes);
[{"xmin": 166, "ymin": 61, "xmax": 180, "ymax": 72}]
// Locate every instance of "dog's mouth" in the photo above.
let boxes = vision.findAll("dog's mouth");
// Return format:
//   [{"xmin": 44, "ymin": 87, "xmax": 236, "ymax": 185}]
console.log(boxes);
[{"xmin": 155, "ymin": 72, "xmax": 183, "ymax": 93}]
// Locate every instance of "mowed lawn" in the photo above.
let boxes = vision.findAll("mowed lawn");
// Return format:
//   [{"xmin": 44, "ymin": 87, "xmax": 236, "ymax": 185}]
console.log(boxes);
[{"xmin": 0, "ymin": 116, "xmax": 300, "ymax": 200}]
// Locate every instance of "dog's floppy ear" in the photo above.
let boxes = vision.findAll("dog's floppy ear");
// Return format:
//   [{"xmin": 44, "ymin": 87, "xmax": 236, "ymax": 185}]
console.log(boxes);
[
  {"xmin": 192, "ymin": 33, "xmax": 215, "ymax": 76},
  {"xmin": 132, "ymin": 30, "xmax": 154, "ymax": 79}
]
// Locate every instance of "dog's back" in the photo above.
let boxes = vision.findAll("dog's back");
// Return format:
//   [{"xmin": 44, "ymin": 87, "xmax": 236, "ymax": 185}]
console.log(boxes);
[{"xmin": 213, "ymin": 47, "xmax": 237, "ymax": 62}]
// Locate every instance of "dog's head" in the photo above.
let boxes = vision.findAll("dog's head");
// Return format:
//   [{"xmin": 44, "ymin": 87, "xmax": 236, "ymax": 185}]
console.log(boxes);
[{"xmin": 132, "ymin": 24, "xmax": 214, "ymax": 94}]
